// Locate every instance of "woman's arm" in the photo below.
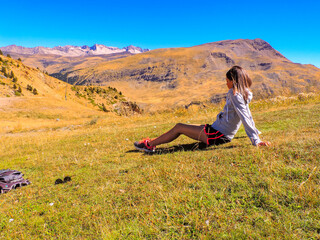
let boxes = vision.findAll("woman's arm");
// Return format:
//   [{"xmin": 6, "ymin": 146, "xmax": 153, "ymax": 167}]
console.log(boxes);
[{"xmin": 229, "ymin": 92, "xmax": 262, "ymax": 146}]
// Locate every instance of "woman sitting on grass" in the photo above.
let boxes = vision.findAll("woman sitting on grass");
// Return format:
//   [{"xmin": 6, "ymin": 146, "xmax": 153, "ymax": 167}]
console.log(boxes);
[{"xmin": 134, "ymin": 66, "xmax": 270, "ymax": 152}]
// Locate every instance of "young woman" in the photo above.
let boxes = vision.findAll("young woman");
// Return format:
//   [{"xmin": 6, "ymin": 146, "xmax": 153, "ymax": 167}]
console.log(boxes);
[{"xmin": 134, "ymin": 66, "xmax": 270, "ymax": 152}]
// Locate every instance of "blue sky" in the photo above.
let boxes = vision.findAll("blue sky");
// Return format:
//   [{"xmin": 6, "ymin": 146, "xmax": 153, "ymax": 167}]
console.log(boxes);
[{"xmin": 1, "ymin": 0, "xmax": 319, "ymax": 67}]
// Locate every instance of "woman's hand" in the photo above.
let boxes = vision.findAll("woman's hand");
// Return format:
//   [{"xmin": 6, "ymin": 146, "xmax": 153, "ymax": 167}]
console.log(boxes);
[{"xmin": 258, "ymin": 141, "xmax": 271, "ymax": 147}]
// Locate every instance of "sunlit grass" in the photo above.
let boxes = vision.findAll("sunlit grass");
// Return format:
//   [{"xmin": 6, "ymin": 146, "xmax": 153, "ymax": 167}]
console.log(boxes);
[{"xmin": 0, "ymin": 94, "xmax": 319, "ymax": 239}]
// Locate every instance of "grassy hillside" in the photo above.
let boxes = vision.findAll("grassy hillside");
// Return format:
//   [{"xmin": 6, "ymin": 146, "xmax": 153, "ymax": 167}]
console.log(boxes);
[
  {"xmin": 0, "ymin": 54, "xmax": 136, "ymax": 117},
  {"xmin": 0, "ymin": 93, "xmax": 319, "ymax": 239}
]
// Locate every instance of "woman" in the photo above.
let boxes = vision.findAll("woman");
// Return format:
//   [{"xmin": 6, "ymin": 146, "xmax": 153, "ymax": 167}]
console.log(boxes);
[{"xmin": 134, "ymin": 66, "xmax": 270, "ymax": 152}]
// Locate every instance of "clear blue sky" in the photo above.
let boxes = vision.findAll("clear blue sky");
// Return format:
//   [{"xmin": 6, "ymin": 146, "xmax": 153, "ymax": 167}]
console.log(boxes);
[{"xmin": 1, "ymin": 0, "xmax": 319, "ymax": 67}]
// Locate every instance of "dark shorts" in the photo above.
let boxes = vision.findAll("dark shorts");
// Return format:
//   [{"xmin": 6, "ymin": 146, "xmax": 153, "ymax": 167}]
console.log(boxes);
[{"xmin": 204, "ymin": 124, "xmax": 231, "ymax": 146}]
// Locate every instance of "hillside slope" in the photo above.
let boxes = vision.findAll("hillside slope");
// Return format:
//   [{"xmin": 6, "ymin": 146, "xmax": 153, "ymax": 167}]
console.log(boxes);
[
  {"xmin": 0, "ymin": 55, "xmax": 68, "ymax": 98},
  {"xmin": 57, "ymin": 39, "xmax": 320, "ymax": 110},
  {"xmin": 0, "ymin": 54, "xmax": 136, "ymax": 117}
]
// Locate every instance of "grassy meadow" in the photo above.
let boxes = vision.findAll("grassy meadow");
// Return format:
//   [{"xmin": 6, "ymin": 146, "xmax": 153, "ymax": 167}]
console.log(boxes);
[{"xmin": 0, "ymin": 93, "xmax": 320, "ymax": 239}]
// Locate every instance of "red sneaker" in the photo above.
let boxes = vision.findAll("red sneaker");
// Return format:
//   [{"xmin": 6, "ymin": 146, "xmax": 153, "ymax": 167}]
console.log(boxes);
[{"xmin": 134, "ymin": 138, "xmax": 156, "ymax": 153}]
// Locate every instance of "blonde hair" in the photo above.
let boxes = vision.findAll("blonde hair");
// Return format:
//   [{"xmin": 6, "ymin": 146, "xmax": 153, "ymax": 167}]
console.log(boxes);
[{"xmin": 226, "ymin": 66, "xmax": 252, "ymax": 102}]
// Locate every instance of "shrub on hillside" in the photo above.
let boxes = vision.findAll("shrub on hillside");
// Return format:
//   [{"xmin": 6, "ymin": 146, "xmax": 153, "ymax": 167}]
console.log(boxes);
[
  {"xmin": 1, "ymin": 67, "xmax": 9, "ymax": 78},
  {"xmin": 101, "ymin": 103, "xmax": 108, "ymax": 112},
  {"xmin": 7, "ymin": 54, "xmax": 11, "ymax": 58},
  {"xmin": 0, "ymin": 50, "xmax": 3, "ymax": 55},
  {"xmin": 27, "ymin": 85, "xmax": 33, "ymax": 91},
  {"xmin": 33, "ymin": 88, "xmax": 38, "ymax": 95},
  {"xmin": 1, "ymin": 66, "xmax": 6, "ymax": 75},
  {"xmin": 10, "ymin": 71, "xmax": 14, "ymax": 79},
  {"xmin": 14, "ymin": 91, "xmax": 21, "ymax": 96},
  {"xmin": 13, "ymin": 77, "xmax": 17, "ymax": 83}
]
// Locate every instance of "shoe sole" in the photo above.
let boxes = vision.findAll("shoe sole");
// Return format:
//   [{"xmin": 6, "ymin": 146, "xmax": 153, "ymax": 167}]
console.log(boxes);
[{"xmin": 134, "ymin": 143, "xmax": 155, "ymax": 153}]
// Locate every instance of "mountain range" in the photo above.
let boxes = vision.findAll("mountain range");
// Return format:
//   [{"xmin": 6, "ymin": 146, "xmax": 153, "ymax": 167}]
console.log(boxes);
[
  {"xmin": 0, "ymin": 44, "xmax": 149, "ymax": 57},
  {"xmin": 1, "ymin": 39, "xmax": 319, "ymax": 110},
  {"xmin": 47, "ymin": 38, "xmax": 319, "ymax": 110}
]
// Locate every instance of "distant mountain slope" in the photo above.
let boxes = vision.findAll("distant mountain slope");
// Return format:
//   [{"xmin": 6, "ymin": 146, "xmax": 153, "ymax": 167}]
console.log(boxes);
[
  {"xmin": 0, "ymin": 44, "xmax": 149, "ymax": 57},
  {"xmin": 8, "ymin": 52, "xmax": 133, "ymax": 79},
  {"xmin": 53, "ymin": 38, "xmax": 320, "ymax": 109}
]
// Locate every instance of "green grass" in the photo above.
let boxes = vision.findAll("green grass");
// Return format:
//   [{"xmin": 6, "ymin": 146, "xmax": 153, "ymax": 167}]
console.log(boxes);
[{"xmin": 0, "ymin": 95, "xmax": 320, "ymax": 239}]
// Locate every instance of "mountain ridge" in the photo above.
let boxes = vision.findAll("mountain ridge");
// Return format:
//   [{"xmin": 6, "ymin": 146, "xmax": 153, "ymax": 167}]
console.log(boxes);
[{"xmin": 0, "ymin": 44, "xmax": 149, "ymax": 57}]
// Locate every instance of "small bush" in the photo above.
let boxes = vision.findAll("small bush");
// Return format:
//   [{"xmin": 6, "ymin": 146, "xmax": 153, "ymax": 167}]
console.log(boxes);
[
  {"xmin": 88, "ymin": 118, "xmax": 98, "ymax": 125},
  {"xmin": 33, "ymin": 88, "xmax": 38, "ymax": 95},
  {"xmin": 27, "ymin": 85, "xmax": 33, "ymax": 91},
  {"xmin": 102, "ymin": 103, "xmax": 108, "ymax": 112},
  {"xmin": 1, "ymin": 66, "xmax": 6, "ymax": 74}
]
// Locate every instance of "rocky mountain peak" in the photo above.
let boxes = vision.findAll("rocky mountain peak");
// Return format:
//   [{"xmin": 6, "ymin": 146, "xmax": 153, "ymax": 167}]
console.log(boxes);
[{"xmin": 123, "ymin": 45, "xmax": 149, "ymax": 54}]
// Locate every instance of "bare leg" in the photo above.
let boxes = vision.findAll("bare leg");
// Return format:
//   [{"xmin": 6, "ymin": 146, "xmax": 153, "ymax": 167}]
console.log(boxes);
[{"xmin": 149, "ymin": 123, "xmax": 207, "ymax": 146}]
